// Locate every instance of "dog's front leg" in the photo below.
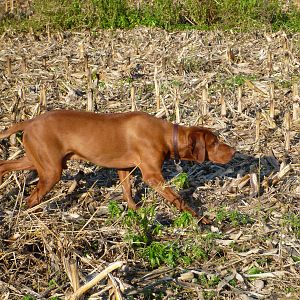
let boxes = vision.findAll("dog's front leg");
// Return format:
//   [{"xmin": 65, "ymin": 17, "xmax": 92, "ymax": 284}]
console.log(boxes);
[
  {"xmin": 117, "ymin": 169, "xmax": 137, "ymax": 210},
  {"xmin": 140, "ymin": 163, "xmax": 199, "ymax": 217}
]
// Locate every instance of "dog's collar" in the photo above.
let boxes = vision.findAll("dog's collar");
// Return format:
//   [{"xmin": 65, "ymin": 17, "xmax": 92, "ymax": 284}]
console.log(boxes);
[{"xmin": 173, "ymin": 123, "xmax": 180, "ymax": 164}]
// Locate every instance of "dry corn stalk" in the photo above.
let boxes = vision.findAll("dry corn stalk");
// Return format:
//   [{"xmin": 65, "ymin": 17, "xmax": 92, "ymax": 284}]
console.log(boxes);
[
  {"xmin": 131, "ymin": 85, "xmax": 137, "ymax": 111},
  {"xmin": 261, "ymin": 110, "xmax": 276, "ymax": 129},
  {"xmin": 154, "ymin": 65, "xmax": 160, "ymax": 111},
  {"xmin": 87, "ymin": 89, "xmax": 94, "ymax": 112},
  {"xmin": 84, "ymin": 54, "xmax": 89, "ymax": 72},
  {"xmin": 21, "ymin": 56, "xmax": 27, "ymax": 72},
  {"xmin": 6, "ymin": 57, "xmax": 12, "ymax": 77},
  {"xmin": 255, "ymin": 112, "xmax": 260, "ymax": 144},
  {"xmin": 269, "ymin": 82, "xmax": 275, "ymax": 119},
  {"xmin": 292, "ymin": 82, "xmax": 300, "ymax": 120},
  {"xmin": 202, "ymin": 85, "xmax": 208, "ymax": 115},
  {"xmin": 271, "ymin": 163, "xmax": 292, "ymax": 185},
  {"xmin": 219, "ymin": 90, "xmax": 226, "ymax": 117},
  {"xmin": 68, "ymin": 261, "xmax": 124, "ymax": 300},
  {"xmin": 245, "ymin": 80, "xmax": 267, "ymax": 96},
  {"xmin": 267, "ymin": 50, "xmax": 272, "ymax": 75},
  {"xmin": 79, "ymin": 42, "xmax": 85, "ymax": 59},
  {"xmin": 86, "ymin": 67, "xmax": 92, "ymax": 89},
  {"xmin": 237, "ymin": 85, "xmax": 242, "ymax": 113},
  {"xmin": 175, "ymin": 88, "xmax": 180, "ymax": 123},
  {"xmin": 40, "ymin": 85, "xmax": 47, "ymax": 109},
  {"xmin": 250, "ymin": 173, "xmax": 259, "ymax": 196},
  {"xmin": 226, "ymin": 47, "xmax": 234, "ymax": 64},
  {"xmin": 62, "ymin": 255, "xmax": 80, "ymax": 294},
  {"xmin": 284, "ymin": 111, "xmax": 291, "ymax": 151}
]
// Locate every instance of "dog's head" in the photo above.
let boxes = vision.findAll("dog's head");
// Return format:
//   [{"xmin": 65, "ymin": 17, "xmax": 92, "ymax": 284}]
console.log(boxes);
[{"xmin": 188, "ymin": 128, "xmax": 235, "ymax": 164}]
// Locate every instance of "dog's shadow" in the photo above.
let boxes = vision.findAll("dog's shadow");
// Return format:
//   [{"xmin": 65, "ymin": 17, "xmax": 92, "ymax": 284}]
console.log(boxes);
[
  {"xmin": 171, "ymin": 151, "xmax": 281, "ymax": 183},
  {"xmin": 57, "ymin": 151, "xmax": 281, "ymax": 211},
  {"xmin": 2, "ymin": 151, "xmax": 282, "ymax": 213}
]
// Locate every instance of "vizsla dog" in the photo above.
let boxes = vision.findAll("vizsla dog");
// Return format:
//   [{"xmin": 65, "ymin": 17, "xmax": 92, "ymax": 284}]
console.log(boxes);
[{"xmin": 0, "ymin": 110, "xmax": 235, "ymax": 219}]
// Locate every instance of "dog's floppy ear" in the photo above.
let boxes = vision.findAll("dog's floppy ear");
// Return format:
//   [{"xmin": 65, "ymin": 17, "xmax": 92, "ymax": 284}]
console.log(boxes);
[{"xmin": 189, "ymin": 131, "xmax": 206, "ymax": 163}]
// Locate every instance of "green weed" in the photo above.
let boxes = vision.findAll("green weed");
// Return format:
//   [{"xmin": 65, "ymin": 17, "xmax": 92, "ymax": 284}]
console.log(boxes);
[
  {"xmin": 97, "ymin": 80, "xmax": 106, "ymax": 89},
  {"xmin": 247, "ymin": 266, "xmax": 264, "ymax": 276},
  {"xmin": 224, "ymin": 75, "xmax": 257, "ymax": 89},
  {"xmin": 283, "ymin": 213, "xmax": 300, "ymax": 238},
  {"xmin": 181, "ymin": 243, "xmax": 208, "ymax": 264},
  {"xmin": 292, "ymin": 255, "xmax": 300, "ymax": 263},
  {"xmin": 174, "ymin": 211, "xmax": 193, "ymax": 228},
  {"xmin": 48, "ymin": 278, "xmax": 57, "ymax": 288},
  {"xmin": 199, "ymin": 273, "xmax": 221, "ymax": 288},
  {"xmin": 123, "ymin": 207, "xmax": 212, "ymax": 268},
  {"xmin": 284, "ymin": 286, "xmax": 300, "ymax": 294},
  {"xmin": 278, "ymin": 79, "xmax": 292, "ymax": 89},
  {"xmin": 229, "ymin": 241, "xmax": 249, "ymax": 253},
  {"xmin": 170, "ymin": 79, "xmax": 183, "ymax": 88},
  {"xmin": 171, "ymin": 172, "xmax": 189, "ymax": 190},
  {"xmin": 142, "ymin": 241, "xmax": 180, "ymax": 268},
  {"xmin": 203, "ymin": 231, "xmax": 224, "ymax": 241},
  {"xmin": 23, "ymin": 296, "xmax": 36, "ymax": 300},
  {"xmin": 256, "ymin": 257, "xmax": 273, "ymax": 267},
  {"xmin": 181, "ymin": 57, "xmax": 203, "ymax": 73},
  {"xmin": 203, "ymin": 291, "xmax": 216, "ymax": 300},
  {"xmin": 215, "ymin": 207, "xmax": 253, "ymax": 226},
  {"xmin": 123, "ymin": 206, "xmax": 161, "ymax": 247},
  {"xmin": 91, "ymin": 240, "xmax": 99, "ymax": 251},
  {"xmin": 108, "ymin": 200, "xmax": 123, "ymax": 219},
  {"xmin": 229, "ymin": 278, "xmax": 237, "ymax": 287}
]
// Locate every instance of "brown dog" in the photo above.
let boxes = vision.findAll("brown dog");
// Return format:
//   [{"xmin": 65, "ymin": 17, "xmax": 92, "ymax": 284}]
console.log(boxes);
[{"xmin": 0, "ymin": 110, "xmax": 235, "ymax": 218}]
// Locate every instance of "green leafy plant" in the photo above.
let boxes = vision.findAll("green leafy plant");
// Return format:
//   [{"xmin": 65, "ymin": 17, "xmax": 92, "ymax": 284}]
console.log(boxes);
[
  {"xmin": 215, "ymin": 208, "xmax": 253, "ymax": 226},
  {"xmin": 203, "ymin": 291, "xmax": 216, "ymax": 300},
  {"xmin": 123, "ymin": 206, "xmax": 160, "ymax": 247},
  {"xmin": 142, "ymin": 241, "xmax": 180, "ymax": 268},
  {"xmin": 247, "ymin": 266, "xmax": 264, "ymax": 276},
  {"xmin": 174, "ymin": 211, "xmax": 193, "ymax": 228},
  {"xmin": 172, "ymin": 172, "xmax": 189, "ymax": 190},
  {"xmin": 181, "ymin": 243, "xmax": 208, "ymax": 266},
  {"xmin": 108, "ymin": 200, "xmax": 123, "ymax": 219},
  {"xmin": 48, "ymin": 278, "xmax": 58, "ymax": 288},
  {"xmin": 283, "ymin": 213, "xmax": 300, "ymax": 238},
  {"xmin": 23, "ymin": 296, "xmax": 36, "ymax": 300},
  {"xmin": 229, "ymin": 278, "xmax": 237, "ymax": 287},
  {"xmin": 203, "ymin": 231, "xmax": 224, "ymax": 241},
  {"xmin": 199, "ymin": 273, "xmax": 220, "ymax": 288},
  {"xmin": 224, "ymin": 75, "xmax": 257, "ymax": 89}
]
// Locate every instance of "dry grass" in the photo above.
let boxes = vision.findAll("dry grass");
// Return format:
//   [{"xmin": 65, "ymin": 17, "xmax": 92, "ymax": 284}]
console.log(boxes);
[{"xmin": 0, "ymin": 27, "xmax": 300, "ymax": 299}]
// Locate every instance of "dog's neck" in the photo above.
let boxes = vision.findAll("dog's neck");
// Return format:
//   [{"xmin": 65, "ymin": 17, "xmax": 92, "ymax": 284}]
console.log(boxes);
[{"xmin": 173, "ymin": 123, "xmax": 180, "ymax": 163}]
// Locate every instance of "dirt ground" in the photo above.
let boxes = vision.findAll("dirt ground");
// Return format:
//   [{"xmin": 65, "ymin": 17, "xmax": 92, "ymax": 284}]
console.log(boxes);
[{"xmin": 0, "ymin": 27, "xmax": 300, "ymax": 299}]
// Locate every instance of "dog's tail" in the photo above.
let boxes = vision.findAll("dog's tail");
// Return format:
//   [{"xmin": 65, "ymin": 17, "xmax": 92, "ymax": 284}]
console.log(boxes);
[{"xmin": 0, "ymin": 120, "xmax": 32, "ymax": 139}]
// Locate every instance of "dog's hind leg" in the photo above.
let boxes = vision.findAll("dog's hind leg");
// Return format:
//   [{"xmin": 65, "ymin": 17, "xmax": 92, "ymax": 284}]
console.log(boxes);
[{"xmin": 26, "ymin": 164, "xmax": 63, "ymax": 208}]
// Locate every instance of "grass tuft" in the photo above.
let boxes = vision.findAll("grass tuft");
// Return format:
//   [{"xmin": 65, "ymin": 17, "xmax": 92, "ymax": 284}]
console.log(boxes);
[{"xmin": 1, "ymin": 0, "xmax": 300, "ymax": 33}]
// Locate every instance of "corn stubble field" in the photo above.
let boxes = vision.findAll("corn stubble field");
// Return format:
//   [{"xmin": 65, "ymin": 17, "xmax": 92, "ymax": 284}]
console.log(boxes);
[{"xmin": 0, "ymin": 26, "xmax": 300, "ymax": 300}]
